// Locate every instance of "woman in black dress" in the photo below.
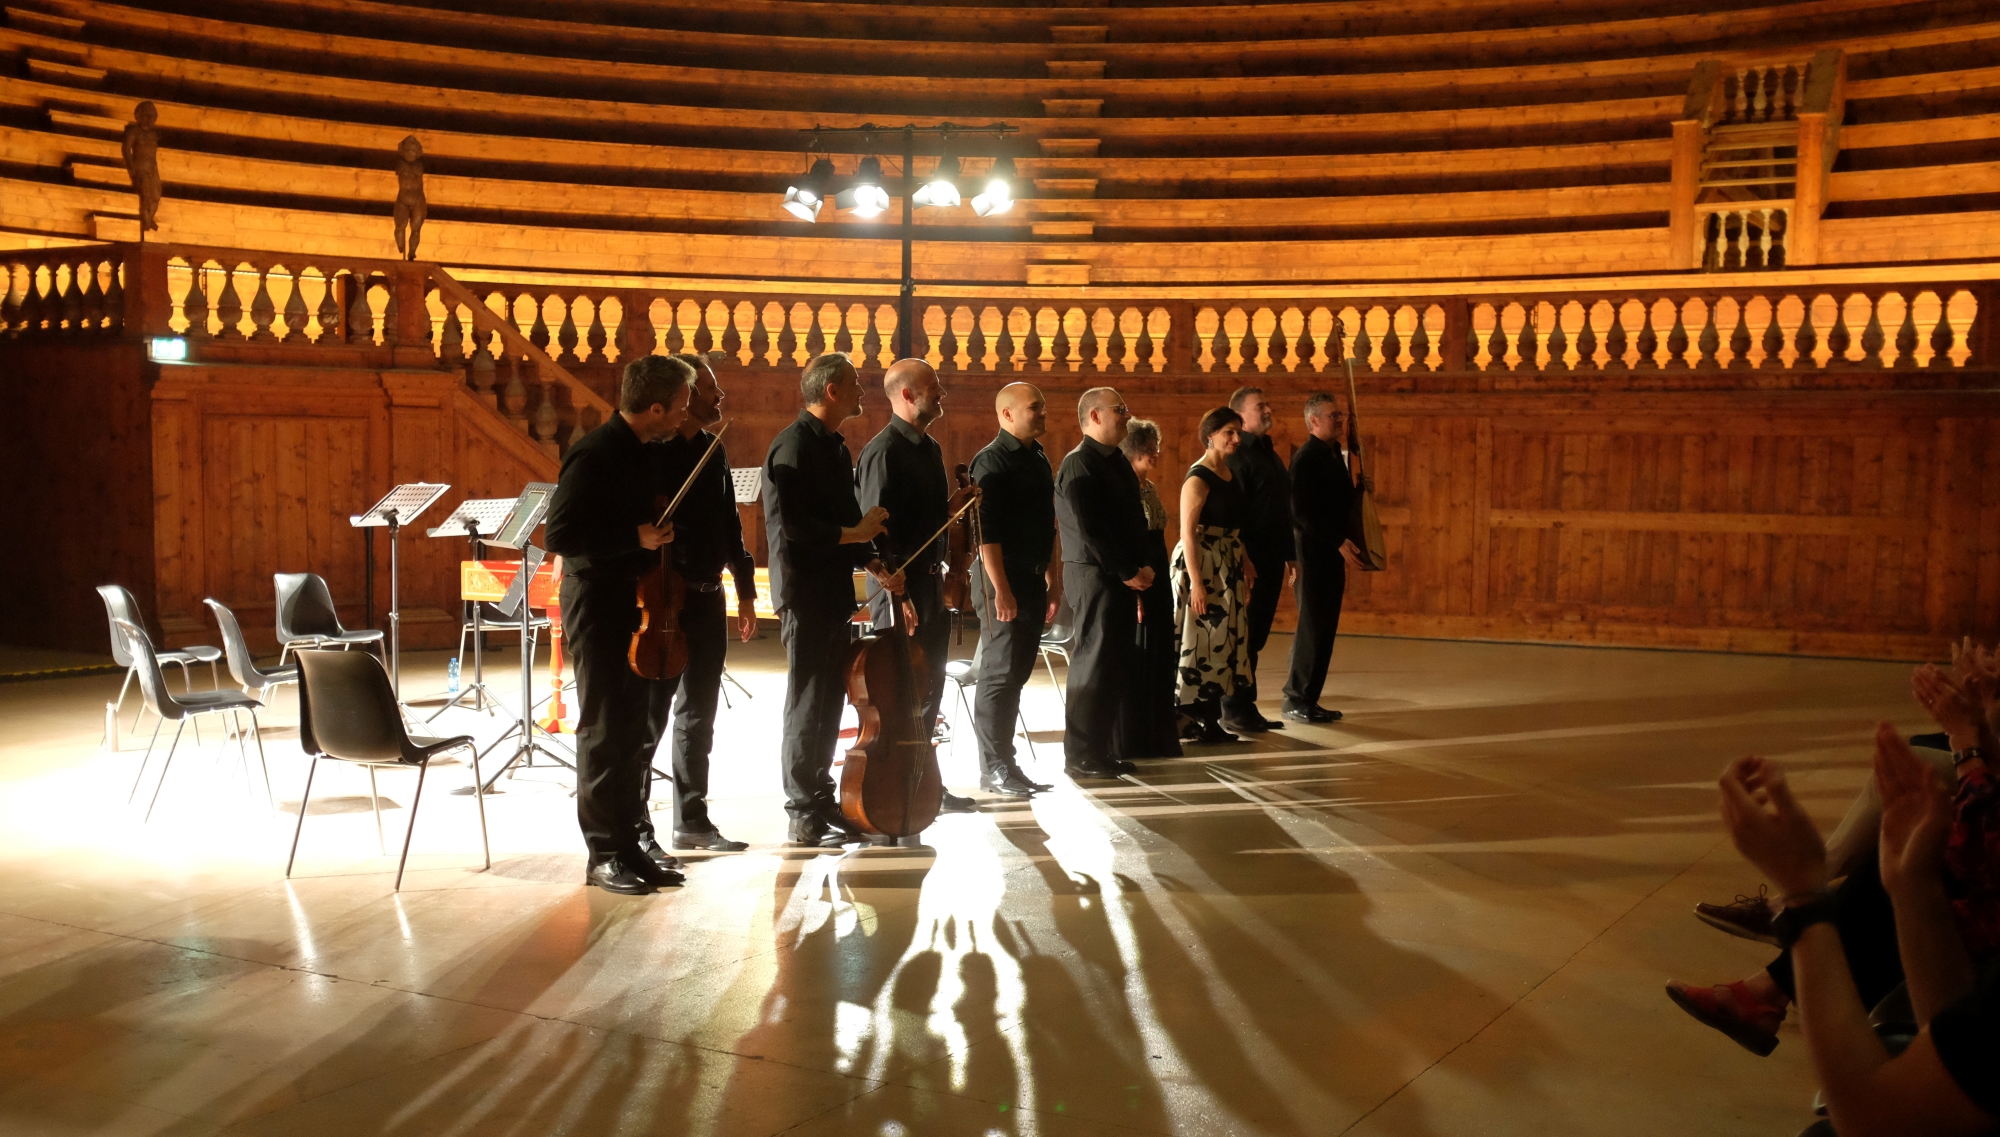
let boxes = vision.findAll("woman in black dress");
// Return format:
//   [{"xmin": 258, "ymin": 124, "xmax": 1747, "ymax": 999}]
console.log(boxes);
[
  {"xmin": 1172, "ymin": 407, "xmax": 1255, "ymax": 743},
  {"xmin": 1116, "ymin": 419, "xmax": 1182, "ymax": 759}
]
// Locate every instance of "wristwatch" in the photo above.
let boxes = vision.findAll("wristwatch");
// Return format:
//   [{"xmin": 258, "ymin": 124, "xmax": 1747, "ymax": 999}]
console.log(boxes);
[
  {"xmin": 1954, "ymin": 746, "xmax": 1988, "ymax": 768},
  {"xmin": 1772, "ymin": 890, "xmax": 1840, "ymax": 951}
]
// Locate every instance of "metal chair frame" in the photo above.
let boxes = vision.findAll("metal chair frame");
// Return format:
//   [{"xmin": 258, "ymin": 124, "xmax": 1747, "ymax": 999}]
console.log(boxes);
[
  {"xmin": 99, "ymin": 584, "xmax": 222, "ymax": 739},
  {"xmin": 1037, "ymin": 623, "xmax": 1074, "ymax": 705},
  {"xmin": 287, "ymin": 649, "xmax": 489, "ymax": 891},
  {"xmin": 114, "ymin": 619, "xmax": 270, "ymax": 822},
  {"xmin": 944, "ymin": 640, "xmax": 1039, "ymax": 766},
  {"xmin": 204, "ymin": 598, "xmax": 299, "ymax": 703},
  {"xmin": 274, "ymin": 572, "xmax": 385, "ymax": 664}
]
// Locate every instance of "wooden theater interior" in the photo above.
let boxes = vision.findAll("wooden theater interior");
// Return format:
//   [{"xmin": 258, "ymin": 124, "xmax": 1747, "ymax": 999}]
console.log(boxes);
[{"xmin": 0, "ymin": 0, "xmax": 1996, "ymax": 1133}]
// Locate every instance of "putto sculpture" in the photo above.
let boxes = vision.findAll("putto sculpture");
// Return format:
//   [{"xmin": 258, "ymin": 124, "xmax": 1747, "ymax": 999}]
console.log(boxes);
[{"xmin": 393, "ymin": 135, "xmax": 427, "ymax": 260}]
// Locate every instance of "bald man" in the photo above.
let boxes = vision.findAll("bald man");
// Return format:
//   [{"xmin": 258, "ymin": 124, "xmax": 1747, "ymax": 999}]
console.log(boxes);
[
  {"xmin": 1054, "ymin": 387, "xmax": 1153, "ymax": 778},
  {"xmin": 854, "ymin": 359, "xmax": 977, "ymax": 814},
  {"xmin": 966, "ymin": 383, "xmax": 1059, "ymax": 797}
]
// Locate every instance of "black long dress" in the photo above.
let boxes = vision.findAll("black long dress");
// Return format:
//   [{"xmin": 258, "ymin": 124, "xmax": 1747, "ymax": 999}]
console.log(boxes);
[{"xmin": 1117, "ymin": 479, "xmax": 1183, "ymax": 759}]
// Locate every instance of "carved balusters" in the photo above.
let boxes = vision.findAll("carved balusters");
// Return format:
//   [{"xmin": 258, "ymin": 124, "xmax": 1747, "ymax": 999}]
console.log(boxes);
[
  {"xmin": 997, "ymin": 307, "xmax": 1022, "ymax": 371},
  {"xmin": 1926, "ymin": 291, "xmax": 1955, "ymax": 367},
  {"xmin": 1105, "ymin": 307, "xmax": 1129, "ymax": 373},
  {"xmin": 529, "ymin": 362, "xmax": 561, "ymax": 460},
  {"xmin": 502, "ymin": 353, "xmax": 529, "ymax": 430},
  {"xmin": 1890, "ymin": 292, "xmax": 1919, "ymax": 369},
  {"xmin": 182, "ymin": 262, "xmax": 212, "ymax": 341}
]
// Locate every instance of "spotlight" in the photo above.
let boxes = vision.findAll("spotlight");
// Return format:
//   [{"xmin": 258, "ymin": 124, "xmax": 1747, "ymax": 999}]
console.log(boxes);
[
  {"xmin": 913, "ymin": 153, "xmax": 961, "ymax": 209},
  {"xmin": 971, "ymin": 155, "xmax": 1016, "ymax": 218},
  {"xmin": 782, "ymin": 156, "xmax": 835, "ymax": 222},
  {"xmin": 834, "ymin": 156, "xmax": 891, "ymax": 219}
]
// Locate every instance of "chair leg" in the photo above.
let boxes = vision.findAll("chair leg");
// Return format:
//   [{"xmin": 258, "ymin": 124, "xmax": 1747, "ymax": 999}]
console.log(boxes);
[
  {"xmin": 286, "ymin": 757, "xmax": 319, "ymax": 877},
  {"xmin": 127, "ymin": 717, "xmax": 166, "ymax": 804},
  {"xmin": 368, "ymin": 767, "xmax": 385, "ymax": 855},
  {"xmin": 1019, "ymin": 710, "xmax": 1038, "ymax": 763},
  {"xmin": 208, "ymin": 659, "xmax": 220, "ymax": 690},
  {"xmin": 466, "ymin": 744, "xmax": 490, "ymax": 872},
  {"xmin": 144, "ymin": 719, "xmax": 188, "ymax": 823},
  {"xmin": 394, "ymin": 761, "xmax": 430, "ymax": 891},
  {"xmin": 248, "ymin": 710, "xmax": 273, "ymax": 808},
  {"xmin": 1042, "ymin": 651, "xmax": 1066, "ymax": 705}
]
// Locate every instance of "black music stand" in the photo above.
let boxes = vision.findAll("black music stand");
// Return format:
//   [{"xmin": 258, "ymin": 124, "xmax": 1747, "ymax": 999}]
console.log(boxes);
[
  {"xmin": 721, "ymin": 466, "xmax": 766, "ymax": 705},
  {"xmin": 473, "ymin": 484, "xmax": 570, "ymax": 792},
  {"xmin": 424, "ymin": 497, "xmax": 519, "ymax": 718},
  {"xmin": 349, "ymin": 482, "xmax": 449, "ymax": 700}
]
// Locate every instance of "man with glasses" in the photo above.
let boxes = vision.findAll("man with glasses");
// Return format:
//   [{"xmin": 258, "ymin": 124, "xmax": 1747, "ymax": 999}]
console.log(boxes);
[
  {"xmin": 1282, "ymin": 391, "xmax": 1367, "ymax": 723},
  {"xmin": 1054, "ymin": 387, "xmax": 1153, "ymax": 779}
]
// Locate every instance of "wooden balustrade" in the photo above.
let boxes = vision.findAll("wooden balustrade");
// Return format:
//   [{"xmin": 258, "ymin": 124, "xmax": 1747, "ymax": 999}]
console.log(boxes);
[
  {"xmin": 1715, "ymin": 61, "xmax": 1807, "ymax": 126},
  {"xmin": 428, "ymin": 272, "xmax": 612, "ymax": 460},
  {"xmin": 1, "ymin": 246, "xmax": 128, "ymax": 337},
  {"xmin": 1696, "ymin": 204, "xmax": 1790, "ymax": 271}
]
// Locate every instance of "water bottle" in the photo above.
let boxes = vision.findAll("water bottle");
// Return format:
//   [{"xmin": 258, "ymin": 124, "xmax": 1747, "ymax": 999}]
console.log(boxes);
[{"xmin": 447, "ymin": 656, "xmax": 460, "ymax": 694}]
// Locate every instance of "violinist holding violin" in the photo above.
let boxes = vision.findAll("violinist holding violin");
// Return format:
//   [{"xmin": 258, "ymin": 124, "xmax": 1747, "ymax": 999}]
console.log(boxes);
[
  {"xmin": 545, "ymin": 354, "xmax": 694, "ymax": 895},
  {"xmin": 854, "ymin": 359, "xmax": 979, "ymax": 817},
  {"xmin": 638, "ymin": 354, "xmax": 759, "ymax": 857}
]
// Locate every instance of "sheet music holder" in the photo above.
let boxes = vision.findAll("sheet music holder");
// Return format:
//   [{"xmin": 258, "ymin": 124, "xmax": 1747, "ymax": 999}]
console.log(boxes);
[
  {"xmin": 348, "ymin": 482, "xmax": 449, "ymax": 700},
  {"xmin": 422, "ymin": 498, "xmax": 519, "ymax": 718},
  {"xmin": 492, "ymin": 544, "xmax": 542, "ymax": 620},
  {"xmin": 731, "ymin": 467, "xmax": 762, "ymax": 504},
  {"xmin": 487, "ymin": 482, "xmax": 556, "ymax": 551}
]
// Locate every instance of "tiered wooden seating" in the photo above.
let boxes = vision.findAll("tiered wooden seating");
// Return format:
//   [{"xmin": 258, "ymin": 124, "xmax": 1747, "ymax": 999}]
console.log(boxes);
[{"xmin": 1, "ymin": 0, "xmax": 1995, "ymax": 280}]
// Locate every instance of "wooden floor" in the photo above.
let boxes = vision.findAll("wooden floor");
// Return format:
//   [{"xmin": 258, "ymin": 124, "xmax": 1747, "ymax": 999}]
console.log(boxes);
[{"xmin": 0, "ymin": 632, "xmax": 1925, "ymax": 1135}]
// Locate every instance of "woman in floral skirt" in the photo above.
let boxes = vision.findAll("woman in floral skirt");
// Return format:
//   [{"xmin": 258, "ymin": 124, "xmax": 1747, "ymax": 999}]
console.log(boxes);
[{"xmin": 1172, "ymin": 407, "xmax": 1255, "ymax": 743}]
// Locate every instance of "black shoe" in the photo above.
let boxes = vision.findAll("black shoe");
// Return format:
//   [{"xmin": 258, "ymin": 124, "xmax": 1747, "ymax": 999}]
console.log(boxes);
[
  {"xmin": 816, "ymin": 806, "xmax": 865, "ymax": 845},
  {"xmin": 673, "ymin": 829, "xmax": 749, "ymax": 852},
  {"xmin": 1108, "ymin": 758, "xmax": 1137, "ymax": 774},
  {"xmin": 636, "ymin": 839, "xmax": 684, "ymax": 873},
  {"xmin": 1220, "ymin": 716, "xmax": 1270, "ymax": 735},
  {"xmin": 631, "ymin": 856, "xmax": 686, "ymax": 888},
  {"xmin": 979, "ymin": 769, "xmax": 1039, "ymax": 797},
  {"xmin": 1197, "ymin": 721, "xmax": 1240, "ymax": 745},
  {"xmin": 1282, "ymin": 705, "xmax": 1342, "ymax": 724},
  {"xmin": 585, "ymin": 857, "xmax": 656, "ymax": 895},
  {"xmin": 939, "ymin": 791, "xmax": 978, "ymax": 813},
  {"xmin": 786, "ymin": 817, "xmax": 834, "ymax": 848},
  {"xmin": 1064, "ymin": 761, "xmax": 1121, "ymax": 780}
]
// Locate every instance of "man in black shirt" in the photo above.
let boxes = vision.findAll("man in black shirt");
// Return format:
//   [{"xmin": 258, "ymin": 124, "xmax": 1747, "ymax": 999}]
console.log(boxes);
[
  {"xmin": 762, "ymin": 352, "xmax": 899, "ymax": 848},
  {"xmin": 1055, "ymin": 387, "xmax": 1153, "ymax": 779},
  {"xmin": 1223, "ymin": 386, "xmax": 1294, "ymax": 734},
  {"xmin": 968, "ymin": 382, "xmax": 1060, "ymax": 798},
  {"xmin": 1282, "ymin": 392, "xmax": 1365, "ymax": 723},
  {"xmin": 544, "ymin": 354, "xmax": 694, "ymax": 895},
  {"xmin": 642, "ymin": 354, "xmax": 759, "ymax": 855}
]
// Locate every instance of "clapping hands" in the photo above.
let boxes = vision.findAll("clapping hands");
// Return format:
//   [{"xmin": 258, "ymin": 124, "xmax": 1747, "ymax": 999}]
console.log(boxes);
[
  {"xmin": 1718, "ymin": 754, "xmax": 1829, "ymax": 898},
  {"xmin": 1873, "ymin": 722, "xmax": 1954, "ymax": 898}
]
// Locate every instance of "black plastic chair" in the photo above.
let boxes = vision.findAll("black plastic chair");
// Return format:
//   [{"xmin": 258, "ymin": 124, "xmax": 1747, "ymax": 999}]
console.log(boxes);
[
  {"xmin": 114, "ymin": 618, "xmax": 269, "ymax": 822},
  {"xmin": 99, "ymin": 584, "xmax": 222, "ymax": 735},
  {"xmin": 274, "ymin": 573, "xmax": 384, "ymax": 664},
  {"xmin": 288, "ymin": 649, "xmax": 488, "ymax": 891},
  {"xmin": 1037, "ymin": 622, "xmax": 1074, "ymax": 705},
  {"xmin": 204, "ymin": 599, "xmax": 299, "ymax": 703},
  {"xmin": 944, "ymin": 634, "xmax": 1038, "ymax": 764}
]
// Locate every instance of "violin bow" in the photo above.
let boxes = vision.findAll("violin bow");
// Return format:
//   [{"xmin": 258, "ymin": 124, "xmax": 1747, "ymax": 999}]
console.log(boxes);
[
  {"xmin": 652, "ymin": 420, "xmax": 730, "ymax": 528},
  {"xmin": 888, "ymin": 493, "xmax": 981, "ymax": 578}
]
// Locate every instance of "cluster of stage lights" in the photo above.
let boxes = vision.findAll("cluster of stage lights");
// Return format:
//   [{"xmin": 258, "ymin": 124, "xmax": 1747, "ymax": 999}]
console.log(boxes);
[{"xmin": 782, "ymin": 153, "xmax": 1018, "ymax": 222}]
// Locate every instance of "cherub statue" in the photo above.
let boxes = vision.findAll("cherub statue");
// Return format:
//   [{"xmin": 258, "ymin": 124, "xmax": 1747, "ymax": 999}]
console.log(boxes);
[
  {"xmin": 393, "ymin": 135, "xmax": 426, "ymax": 260},
  {"xmin": 122, "ymin": 101, "xmax": 162, "ymax": 235}
]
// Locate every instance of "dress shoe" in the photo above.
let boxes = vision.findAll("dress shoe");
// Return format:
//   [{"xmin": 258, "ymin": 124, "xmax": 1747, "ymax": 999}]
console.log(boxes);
[
  {"xmin": 979, "ymin": 768, "xmax": 1039, "ymax": 797},
  {"xmin": 636, "ymin": 839, "xmax": 684, "ymax": 872},
  {"xmin": 1693, "ymin": 887, "xmax": 1778, "ymax": 946},
  {"xmin": 584, "ymin": 857, "xmax": 655, "ymax": 895},
  {"xmin": 1664, "ymin": 979, "xmax": 1784, "ymax": 1056},
  {"xmin": 1196, "ymin": 720, "xmax": 1240, "ymax": 744},
  {"xmin": 1064, "ymin": 760, "xmax": 1122, "ymax": 780},
  {"xmin": 1221, "ymin": 715, "xmax": 1269, "ymax": 734},
  {"xmin": 1281, "ymin": 705, "xmax": 1342, "ymax": 724},
  {"xmin": 786, "ymin": 817, "xmax": 835, "ymax": 848},
  {"xmin": 631, "ymin": 856, "xmax": 685, "ymax": 888},
  {"xmin": 939, "ymin": 791, "xmax": 978, "ymax": 813},
  {"xmin": 673, "ymin": 829, "xmax": 750, "ymax": 853}
]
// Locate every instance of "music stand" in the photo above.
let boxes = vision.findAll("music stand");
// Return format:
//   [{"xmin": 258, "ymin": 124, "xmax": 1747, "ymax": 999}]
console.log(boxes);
[
  {"xmin": 720, "ymin": 467, "xmax": 765, "ymax": 705},
  {"xmin": 475, "ymin": 484, "xmax": 571, "ymax": 792},
  {"xmin": 424, "ymin": 497, "xmax": 518, "ymax": 718},
  {"xmin": 349, "ymin": 482, "xmax": 449, "ymax": 699}
]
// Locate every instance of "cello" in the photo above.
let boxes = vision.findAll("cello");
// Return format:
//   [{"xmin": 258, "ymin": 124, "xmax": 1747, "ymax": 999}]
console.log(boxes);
[
  {"xmin": 838, "ymin": 491, "xmax": 980, "ymax": 840},
  {"xmin": 1343, "ymin": 358, "xmax": 1389, "ymax": 571},
  {"xmin": 629, "ymin": 421, "xmax": 730, "ymax": 680}
]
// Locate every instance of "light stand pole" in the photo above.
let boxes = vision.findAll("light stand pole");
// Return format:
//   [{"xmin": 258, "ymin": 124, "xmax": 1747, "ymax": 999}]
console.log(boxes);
[{"xmin": 796, "ymin": 122, "xmax": 1017, "ymax": 361}]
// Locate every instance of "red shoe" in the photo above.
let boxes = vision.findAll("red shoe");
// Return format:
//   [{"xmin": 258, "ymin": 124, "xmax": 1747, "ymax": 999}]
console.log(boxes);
[{"xmin": 1665, "ymin": 979, "xmax": 1784, "ymax": 1056}]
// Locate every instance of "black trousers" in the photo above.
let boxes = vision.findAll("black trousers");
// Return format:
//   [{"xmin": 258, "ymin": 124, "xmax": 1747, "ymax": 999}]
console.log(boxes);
[
  {"xmin": 1766, "ymin": 851, "xmax": 1903, "ymax": 1012},
  {"xmin": 779, "ymin": 601, "xmax": 855, "ymax": 822},
  {"xmin": 1223, "ymin": 551, "xmax": 1286, "ymax": 719},
  {"xmin": 560, "ymin": 575, "xmax": 671, "ymax": 866},
  {"xmin": 974, "ymin": 568, "xmax": 1047, "ymax": 777},
  {"xmin": 641, "ymin": 587, "xmax": 728, "ymax": 836},
  {"xmin": 869, "ymin": 571, "xmax": 949, "ymax": 735},
  {"xmin": 1063, "ymin": 563, "xmax": 1136, "ymax": 767},
  {"xmin": 1282, "ymin": 548, "xmax": 1348, "ymax": 711},
  {"xmin": 1118, "ymin": 554, "xmax": 1181, "ymax": 760}
]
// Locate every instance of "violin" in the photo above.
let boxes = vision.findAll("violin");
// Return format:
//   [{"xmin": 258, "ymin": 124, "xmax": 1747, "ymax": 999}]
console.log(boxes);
[
  {"xmin": 629, "ymin": 421, "xmax": 730, "ymax": 680},
  {"xmin": 940, "ymin": 464, "xmax": 980, "ymax": 645},
  {"xmin": 838, "ymin": 491, "xmax": 980, "ymax": 840}
]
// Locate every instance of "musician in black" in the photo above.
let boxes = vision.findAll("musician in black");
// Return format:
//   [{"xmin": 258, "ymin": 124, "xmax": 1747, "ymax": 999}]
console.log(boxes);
[
  {"xmin": 545, "ymin": 354, "xmax": 694, "ymax": 895},
  {"xmin": 1222, "ymin": 386, "xmax": 1295, "ymax": 734},
  {"xmin": 968, "ymin": 382, "xmax": 1059, "ymax": 797},
  {"xmin": 762, "ymin": 352, "xmax": 900, "ymax": 848},
  {"xmin": 1054, "ymin": 387, "xmax": 1153, "ymax": 779},
  {"xmin": 1282, "ymin": 391, "xmax": 1366, "ymax": 723},
  {"xmin": 639, "ymin": 354, "xmax": 758, "ymax": 856}
]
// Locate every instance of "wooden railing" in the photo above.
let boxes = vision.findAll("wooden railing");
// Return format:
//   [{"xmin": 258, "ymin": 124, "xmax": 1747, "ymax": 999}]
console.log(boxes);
[{"xmin": 3, "ymin": 243, "xmax": 1994, "ymax": 456}]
